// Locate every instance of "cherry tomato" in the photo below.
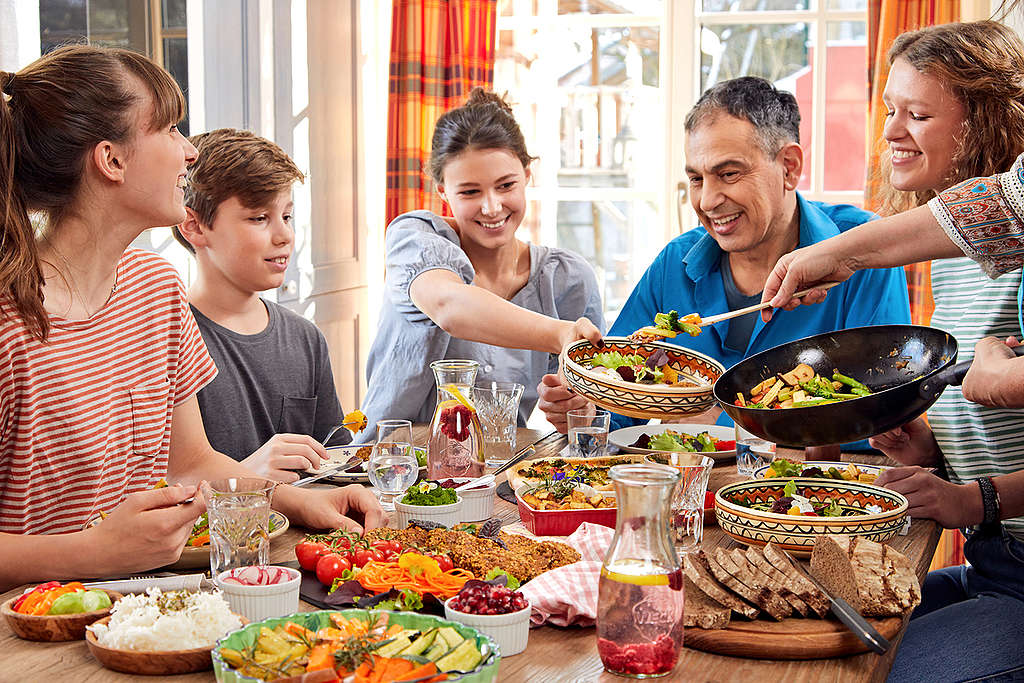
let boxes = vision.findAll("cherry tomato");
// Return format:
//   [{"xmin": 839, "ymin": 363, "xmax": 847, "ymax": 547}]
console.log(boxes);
[
  {"xmin": 315, "ymin": 553, "xmax": 352, "ymax": 587},
  {"xmin": 715, "ymin": 440, "xmax": 736, "ymax": 451},
  {"xmin": 333, "ymin": 537, "xmax": 352, "ymax": 551},
  {"xmin": 370, "ymin": 549, "xmax": 387, "ymax": 563},
  {"xmin": 295, "ymin": 541, "xmax": 330, "ymax": 571},
  {"xmin": 386, "ymin": 540, "xmax": 403, "ymax": 554},
  {"xmin": 370, "ymin": 540, "xmax": 391, "ymax": 551},
  {"xmin": 433, "ymin": 554, "xmax": 454, "ymax": 572},
  {"xmin": 352, "ymin": 549, "xmax": 374, "ymax": 568}
]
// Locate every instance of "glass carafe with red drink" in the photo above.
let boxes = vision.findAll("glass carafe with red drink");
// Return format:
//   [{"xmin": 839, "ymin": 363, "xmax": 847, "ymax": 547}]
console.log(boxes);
[
  {"xmin": 597, "ymin": 463, "xmax": 684, "ymax": 678},
  {"xmin": 427, "ymin": 360, "xmax": 485, "ymax": 479}
]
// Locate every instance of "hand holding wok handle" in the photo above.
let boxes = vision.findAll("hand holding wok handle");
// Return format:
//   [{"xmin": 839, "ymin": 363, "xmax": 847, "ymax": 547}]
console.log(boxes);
[{"xmin": 919, "ymin": 344, "xmax": 1024, "ymax": 398}]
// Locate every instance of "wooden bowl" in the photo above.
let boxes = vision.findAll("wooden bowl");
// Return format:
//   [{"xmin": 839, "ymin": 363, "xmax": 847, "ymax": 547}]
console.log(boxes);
[
  {"xmin": 1, "ymin": 589, "xmax": 123, "ymax": 641},
  {"xmin": 85, "ymin": 614, "xmax": 247, "ymax": 675},
  {"xmin": 714, "ymin": 479, "xmax": 908, "ymax": 557},
  {"xmin": 561, "ymin": 337, "xmax": 725, "ymax": 419}
]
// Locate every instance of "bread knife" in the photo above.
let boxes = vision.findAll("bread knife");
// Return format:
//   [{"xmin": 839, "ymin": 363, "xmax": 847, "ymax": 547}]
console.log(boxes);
[{"xmin": 779, "ymin": 548, "xmax": 891, "ymax": 655}]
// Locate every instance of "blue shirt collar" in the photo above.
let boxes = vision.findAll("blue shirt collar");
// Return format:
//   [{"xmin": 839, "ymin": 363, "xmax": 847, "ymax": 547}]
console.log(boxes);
[{"xmin": 682, "ymin": 192, "xmax": 838, "ymax": 281}]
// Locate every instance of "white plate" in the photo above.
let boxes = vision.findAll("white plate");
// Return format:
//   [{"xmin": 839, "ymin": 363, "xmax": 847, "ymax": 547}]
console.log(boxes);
[
  {"xmin": 296, "ymin": 444, "xmax": 427, "ymax": 484},
  {"xmin": 608, "ymin": 423, "xmax": 736, "ymax": 461},
  {"xmin": 751, "ymin": 459, "xmax": 888, "ymax": 481}
]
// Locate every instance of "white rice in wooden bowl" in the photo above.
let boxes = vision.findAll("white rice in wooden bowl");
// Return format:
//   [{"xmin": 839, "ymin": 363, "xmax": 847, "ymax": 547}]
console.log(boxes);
[{"xmin": 88, "ymin": 588, "xmax": 242, "ymax": 650}]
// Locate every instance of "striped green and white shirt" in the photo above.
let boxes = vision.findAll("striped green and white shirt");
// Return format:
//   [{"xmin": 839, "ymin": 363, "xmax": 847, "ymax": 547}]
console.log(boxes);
[{"xmin": 927, "ymin": 258, "xmax": 1024, "ymax": 539}]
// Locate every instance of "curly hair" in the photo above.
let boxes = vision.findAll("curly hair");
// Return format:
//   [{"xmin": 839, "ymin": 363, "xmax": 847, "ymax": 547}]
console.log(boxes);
[
  {"xmin": 875, "ymin": 21, "xmax": 1024, "ymax": 214},
  {"xmin": 684, "ymin": 76, "xmax": 801, "ymax": 157}
]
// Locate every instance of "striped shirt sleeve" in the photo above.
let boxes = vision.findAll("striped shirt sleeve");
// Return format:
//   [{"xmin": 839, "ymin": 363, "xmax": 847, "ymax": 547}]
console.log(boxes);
[{"xmin": 928, "ymin": 153, "xmax": 1024, "ymax": 278}]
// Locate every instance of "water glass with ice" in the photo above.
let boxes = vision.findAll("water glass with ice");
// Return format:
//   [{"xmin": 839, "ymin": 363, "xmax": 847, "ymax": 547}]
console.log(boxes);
[
  {"xmin": 473, "ymin": 381, "xmax": 524, "ymax": 468},
  {"xmin": 735, "ymin": 423, "xmax": 776, "ymax": 477},
  {"xmin": 368, "ymin": 419, "xmax": 417, "ymax": 511},
  {"xmin": 646, "ymin": 453, "xmax": 713, "ymax": 556},
  {"xmin": 568, "ymin": 408, "xmax": 610, "ymax": 458},
  {"xmin": 202, "ymin": 478, "xmax": 276, "ymax": 577}
]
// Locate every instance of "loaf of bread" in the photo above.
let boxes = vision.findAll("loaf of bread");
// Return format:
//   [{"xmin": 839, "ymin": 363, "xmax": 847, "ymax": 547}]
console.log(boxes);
[{"xmin": 809, "ymin": 535, "xmax": 921, "ymax": 617}]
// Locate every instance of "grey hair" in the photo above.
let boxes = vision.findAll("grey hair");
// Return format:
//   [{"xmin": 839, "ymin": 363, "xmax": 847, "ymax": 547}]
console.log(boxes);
[{"xmin": 685, "ymin": 76, "xmax": 800, "ymax": 156}]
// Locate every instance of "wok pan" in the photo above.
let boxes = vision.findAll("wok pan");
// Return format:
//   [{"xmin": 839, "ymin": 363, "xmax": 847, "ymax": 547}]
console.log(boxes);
[{"xmin": 714, "ymin": 324, "xmax": 975, "ymax": 447}]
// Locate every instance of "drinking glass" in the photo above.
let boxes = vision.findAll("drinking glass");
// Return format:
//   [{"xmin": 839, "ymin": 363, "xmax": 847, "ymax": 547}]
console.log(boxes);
[
  {"xmin": 568, "ymin": 408, "xmax": 610, "ymax": 458},
  {"xmin": 368, "ymin": 419, "xmax": 418, "ymax": 511},
  {"xmin": 735, "ymin": 423, "xmax": 776, "ymax": 477},
  {"xmin": 473, "ymin": 381, "xmax": 524, "ymax": 467},
  {"xmin": 645, "ymin": 453, "xmax": 714, "ymax": 556},
  {"xmin": 202, "ymin": 478, "xmax": 276, "ymax": 577}
]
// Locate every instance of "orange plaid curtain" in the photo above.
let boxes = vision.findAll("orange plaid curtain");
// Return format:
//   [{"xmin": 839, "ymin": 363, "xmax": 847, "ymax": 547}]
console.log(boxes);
[
  {"xmin": 865, "ymin": 0, "xmax": 959, "ymax": 327},
  {"xmin": 385, "ymin": 0, "xmax": 498, "ymax": 226}
]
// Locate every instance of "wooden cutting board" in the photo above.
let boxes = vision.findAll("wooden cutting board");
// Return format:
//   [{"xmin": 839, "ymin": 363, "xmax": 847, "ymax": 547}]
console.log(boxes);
[{"xmin": 685, "ymin": 614, "xmax": 906, "ymax": 660}]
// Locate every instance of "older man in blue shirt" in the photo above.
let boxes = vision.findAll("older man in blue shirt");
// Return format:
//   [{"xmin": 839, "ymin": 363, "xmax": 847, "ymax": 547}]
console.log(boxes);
[{"xmin": 538, "ymin": 77, "xmax": 911, "ymax": 449}]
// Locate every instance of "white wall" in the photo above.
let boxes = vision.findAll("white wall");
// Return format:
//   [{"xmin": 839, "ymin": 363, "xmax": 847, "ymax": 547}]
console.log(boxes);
[{"xmin": 0, "ymin": 0, "xmax": 39, "ymax": 72}]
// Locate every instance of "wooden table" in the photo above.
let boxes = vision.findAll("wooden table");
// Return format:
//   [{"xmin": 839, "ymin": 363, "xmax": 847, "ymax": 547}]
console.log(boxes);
[{"xmin": 1, "ymin": 427, "xmax": 940, "ymax": 682}]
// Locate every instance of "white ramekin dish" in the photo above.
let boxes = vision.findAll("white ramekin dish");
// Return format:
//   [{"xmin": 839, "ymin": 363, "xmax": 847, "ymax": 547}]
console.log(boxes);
[
  {"xmin": 446, "ymin": 478, "xmax": 496, "ymax": 522},
  {"xmin": 214, "ymin": 566, "xmax": 300, "ymax": 623},
  {"xmin": 444, "ymin": 597, "xmax": 531, "ymax": 657},
  {"xmin": 393, "ymin": 496, "xmax": 463, "ymax": 528}
]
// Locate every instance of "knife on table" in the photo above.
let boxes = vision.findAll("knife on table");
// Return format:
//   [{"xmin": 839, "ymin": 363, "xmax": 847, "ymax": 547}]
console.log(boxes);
[{"xmin": 779, "ymin": 548, "xmax": 891, "ymax": 655}]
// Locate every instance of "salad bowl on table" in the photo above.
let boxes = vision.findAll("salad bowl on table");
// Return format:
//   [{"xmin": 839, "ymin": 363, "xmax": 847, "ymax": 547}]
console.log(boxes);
[
  {"xmin": 561, "ymin": 337, "xmax": 725, "ymax": 419},
  {"xmin": 1, "ymin": 589, "xmax": 123, "ymax": 641},
  {"xmin": 213, "ymin": 609, "xmax": 500, "ymax": 683},
  {"xmin": 714, "ymin": 478, "xmax": 908, "ymax": 557}
]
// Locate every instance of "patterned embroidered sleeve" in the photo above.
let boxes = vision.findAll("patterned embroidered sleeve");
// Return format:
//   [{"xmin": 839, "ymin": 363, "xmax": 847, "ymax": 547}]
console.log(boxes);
[{"xmin": 928, "ymin": 153, "xmax": 1024, "ymax": 278}]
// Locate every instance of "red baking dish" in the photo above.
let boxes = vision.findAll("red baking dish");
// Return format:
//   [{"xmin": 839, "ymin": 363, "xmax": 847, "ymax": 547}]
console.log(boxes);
[{"xmin": 514, "ymin": 486, "xmax": 617, "ymax": 536}]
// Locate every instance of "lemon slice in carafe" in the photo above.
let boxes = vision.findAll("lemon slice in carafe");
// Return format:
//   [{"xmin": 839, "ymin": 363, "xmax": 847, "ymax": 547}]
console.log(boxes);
[
  {"xmin": 601, "ymin": 561, "xmax": 671, "ymax": 586},
  {"xmin": 444, "ymin": 383, "xmax": 476, "ymax": 411}
]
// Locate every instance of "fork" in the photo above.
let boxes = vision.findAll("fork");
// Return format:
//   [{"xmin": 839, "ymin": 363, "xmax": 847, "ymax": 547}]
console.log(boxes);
[{"xmin": 321, "ymin": 419, "xmax": 365, "ymax": 445}]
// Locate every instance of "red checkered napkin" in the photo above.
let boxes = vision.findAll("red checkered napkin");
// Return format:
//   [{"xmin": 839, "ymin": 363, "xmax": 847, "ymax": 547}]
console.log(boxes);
[{"xmin": 517, "ymin": 522, "xmax": 614, "ymax": 627}]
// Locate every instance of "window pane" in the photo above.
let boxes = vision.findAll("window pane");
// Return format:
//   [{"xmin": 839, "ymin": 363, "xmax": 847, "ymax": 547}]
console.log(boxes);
[
  {"xmin": 556, "ymin": 199, "xmax": 660, "ymax": 321},
  {"xmin": 702, "ymin": 0, "xmax": 809, "ymax": 11},
  {"xmin": 558, "ymin": 0, "xmax": 663, "ymax": 14},
  {"xmin": 824, "ymin": 21, "xmax": 867, "ymax": 191},
  {"xmin": 828, "ymin": 0, "xmax": 867, "ymax": 9},
  {"xmin": 163, "ymin": 0, "xmax": 187, "ymax": 30},
  {"xmin": 39, "ymin": 0, "xmax": 87, "ymax": 54},
  {"xmin": 701, "ymin": 22, "xmax": 813, "ymax": 190},
  {"xmin": 164, "ymin": 37, "xmax": 190, "ymax": 136}
]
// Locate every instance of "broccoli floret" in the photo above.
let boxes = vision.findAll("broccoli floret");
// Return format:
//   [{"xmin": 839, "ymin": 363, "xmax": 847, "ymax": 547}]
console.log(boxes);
[{"xmin": 654, "ymin": 310, "xmax": 681, "ymax": 331}]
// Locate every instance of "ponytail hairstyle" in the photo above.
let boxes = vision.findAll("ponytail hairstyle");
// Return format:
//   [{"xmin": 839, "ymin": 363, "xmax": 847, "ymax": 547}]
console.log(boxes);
[
  {"xmin": 875, "ymin": 21, "xmax": 1024, "ymax": 214},
  {"xmin": 428, "ymin": 88, "xmax": 537, "ymax": 184},
  {"xmin": 0, "ymin": 44, "xmax": 185, "ymax": 340}
]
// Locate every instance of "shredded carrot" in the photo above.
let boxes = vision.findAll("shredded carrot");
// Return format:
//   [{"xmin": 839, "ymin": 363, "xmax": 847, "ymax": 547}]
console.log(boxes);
[{"xmin": 355, "ymin": 560, "xmax": 474, "ymax": 599}]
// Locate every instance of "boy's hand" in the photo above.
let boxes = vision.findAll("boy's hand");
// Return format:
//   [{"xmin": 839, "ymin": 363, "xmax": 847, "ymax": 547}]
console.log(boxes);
[
  {"xmin": 275, "ymin": 485, "xmax": 385, "ymax": 533},
  {"xmin": 868, "ymin": 417, "xmax": 941, "ymax": 467},
  {"xmin": 242, "ymin": 434, "xmax": 328, "ymax": 483}
]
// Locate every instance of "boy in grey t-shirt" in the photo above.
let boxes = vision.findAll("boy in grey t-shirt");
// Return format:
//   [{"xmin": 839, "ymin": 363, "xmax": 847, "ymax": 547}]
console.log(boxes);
[{"xmin": 173, "ymin": 128, "xmax": 350, "ymax": 482}]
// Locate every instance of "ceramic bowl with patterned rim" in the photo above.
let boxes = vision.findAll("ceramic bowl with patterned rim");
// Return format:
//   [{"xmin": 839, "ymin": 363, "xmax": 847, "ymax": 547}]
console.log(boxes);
[
  {"xmin": 560, "ymin": 337, "xmax": 726, "ymax": 419},
  {"xmin": 714, "ymin": 478, "xmax": 909, "ymax": 557}
]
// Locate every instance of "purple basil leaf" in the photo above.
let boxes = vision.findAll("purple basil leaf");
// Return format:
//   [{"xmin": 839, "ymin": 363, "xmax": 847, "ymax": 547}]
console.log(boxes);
[
  {"xmin": 615, "ymin": 365, "xmax": 636, "ymax": 382},
  {"xmin": 646, "ymin": 349, "xmax": 669, "ymax": 369},
  {"xmin": 324, "ymin": 580, "xmax": 373, "ymax": 606}
]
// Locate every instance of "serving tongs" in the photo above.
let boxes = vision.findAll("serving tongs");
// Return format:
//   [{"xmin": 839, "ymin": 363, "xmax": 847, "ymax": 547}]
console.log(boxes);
[
  {"xmin": 779, "ymin": 548, "xmax": 890, "ymax": 655},
  {"xmin": 697, "ymin": 282, "xmax": 840, "ymax": 327}
]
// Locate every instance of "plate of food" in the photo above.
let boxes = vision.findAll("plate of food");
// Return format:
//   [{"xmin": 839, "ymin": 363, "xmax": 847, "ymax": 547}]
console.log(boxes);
[
  {"xmin": 753, "ymin": 458, "xmax": 887, "ymax": 483},
  {"xmin": 214, "ymin": 608, "xmax": 500, "ymax": 682},
  {"xmin": 305, "ymin": 444, "xmax": 427, "ymax": 485},
  {"xmin": 2, "ymin": 582, "xmax": 122, "ymax": 641},
  {"xmin": 609, "ymin": 423, "xmax": 736, "ymax": 461},
  {"xmin": 561, "ymin": 335, "xmax": 725, "ymax": 419},
  {"xmin": 86, "ymin": 589, "xmax": 246, "ymax": 675},
  {"xmin": 504, "ymin": 453, "xmax": 645, "ymax": 493},
  {"xmin": 714, "ymin": 478, "xmax": 908, "ymax": 556}
]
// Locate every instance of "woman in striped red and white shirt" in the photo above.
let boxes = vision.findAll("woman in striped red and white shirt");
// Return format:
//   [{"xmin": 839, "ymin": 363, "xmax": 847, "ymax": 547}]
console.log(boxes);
[{"xmin": 0, "ymin": 45, "xmax": 383, "ymax": 590}]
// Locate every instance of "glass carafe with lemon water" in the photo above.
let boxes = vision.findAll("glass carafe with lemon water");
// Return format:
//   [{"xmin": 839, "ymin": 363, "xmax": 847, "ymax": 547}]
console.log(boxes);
[
  {"xmin": 597, "ymin": 464, "xmax": 684, "ymax": 678},
  {"xmin": 427, "ymin": 360, "xmax": 485, "ymax": 479}
]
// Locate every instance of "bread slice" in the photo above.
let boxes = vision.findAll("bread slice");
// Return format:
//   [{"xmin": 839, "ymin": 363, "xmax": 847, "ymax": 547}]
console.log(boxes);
[
  {"xmin": 710, "ymin": 547, "xmax": 792, "ymax": 620},
  {"xmin": 682, "ymin": 551, "xmax": 760, "ymax": 620},
  {"xmin": 683, "ymin": 576, "xmax": 731, "ymax": 629},
  {"xmin": 809, "ymin": 535, "xmax": 921, "ymax": 617},
  {"xmin": 735, "ymin": 547, "xmax": 810, "ymax": 616},
  {"xmin": 762, "ymin": 542, "xmax": 830, "ymax": 617}
]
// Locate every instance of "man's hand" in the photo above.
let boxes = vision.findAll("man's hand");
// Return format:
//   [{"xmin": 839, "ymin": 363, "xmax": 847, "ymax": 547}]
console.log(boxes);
[
  {"xmin": 242, "ymin": 434, "xmax": 328, "ymax": 483},
  {"xmin": 760, "ymin": 245, "xmax": 859, "ymax": 322},
  {"xmin": 275, "ymin": 484, "xmax": 385, "ymax": 534},
  {"xmin": 537, "ymin": 373, "xmax": 591, "ymax": 434},
  {"xmin": 874, "ymin": 466, "xmax": 983, "ymax": 529},
  {"xmin": 868, "ymin": 417, "xmax": 942, "ymax": 467},
  {"xmin": 962, "ymin": 336, "xmax": 1024, "ymax": 408},
  {"xmin": 85, "ymin": 484, "xmax": 206, "ymax": 572}
]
